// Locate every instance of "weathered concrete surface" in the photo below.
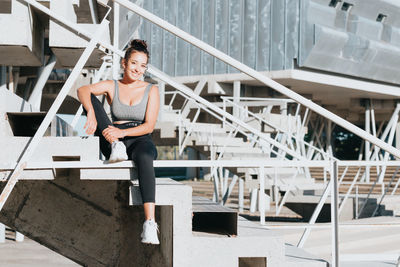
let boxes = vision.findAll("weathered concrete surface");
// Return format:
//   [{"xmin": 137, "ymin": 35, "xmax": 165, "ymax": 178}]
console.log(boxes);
[
  {"xmin": 0, "ymin": 238, "xmax": 79, "ymax": 266},
  {"xmin": 0, "ymin": 170, "xmax": 173, "ymax": 267}
]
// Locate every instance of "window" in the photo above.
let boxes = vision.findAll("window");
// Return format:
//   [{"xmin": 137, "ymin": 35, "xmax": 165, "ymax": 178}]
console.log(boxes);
[
  {"xmin": 376, "ymin": 14, "xmax": 387, "ymax": 22},
  {"xmin": 341, "ymin": 2, "xmax": 353, "ymax": 11},
  {"xmin": 329, "ymin": 0, "xmax": 342, "ymax": 8}
]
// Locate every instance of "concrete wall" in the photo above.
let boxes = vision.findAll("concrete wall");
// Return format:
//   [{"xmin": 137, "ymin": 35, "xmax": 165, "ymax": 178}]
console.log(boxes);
[{"xmin": 0, "ymin": 173, "xmax": 173, "ymax": 266}]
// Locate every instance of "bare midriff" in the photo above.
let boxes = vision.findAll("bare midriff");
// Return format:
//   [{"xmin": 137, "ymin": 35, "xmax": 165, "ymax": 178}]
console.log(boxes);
[{"xmin": 113, "ymin": 120, "xmax": 133, "ymax": 124}]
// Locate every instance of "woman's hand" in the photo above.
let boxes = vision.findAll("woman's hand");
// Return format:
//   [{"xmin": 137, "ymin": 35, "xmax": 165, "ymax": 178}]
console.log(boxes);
[
  {"xmin": 102, "ymin": 126, "xmax": 126, "ymax": 143},
  {"xmin": 84, "ymin": 110, "xmax": 97, "ymax": 135}
]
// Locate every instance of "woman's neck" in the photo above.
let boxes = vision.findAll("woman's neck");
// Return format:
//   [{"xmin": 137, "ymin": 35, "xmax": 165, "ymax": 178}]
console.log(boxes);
[{"xmin": 120, "ymin": 76, "xmax": 141, "ymax": 85}]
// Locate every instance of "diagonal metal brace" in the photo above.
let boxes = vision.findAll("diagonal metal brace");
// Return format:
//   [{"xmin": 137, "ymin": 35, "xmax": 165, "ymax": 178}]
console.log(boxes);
[{"xmin": 0, "ymin": 18, "xmax": 109, "ymax": 212}]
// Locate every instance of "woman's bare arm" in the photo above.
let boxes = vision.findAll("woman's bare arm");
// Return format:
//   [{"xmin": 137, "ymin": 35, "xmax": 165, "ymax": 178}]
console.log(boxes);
[
  {"xmin": 77, "ymin": 80, "xmax": 114, "ymax": 135},
  {"xmin": 102, "ymin": 85, "xmax": 160, "ymax": 139}
]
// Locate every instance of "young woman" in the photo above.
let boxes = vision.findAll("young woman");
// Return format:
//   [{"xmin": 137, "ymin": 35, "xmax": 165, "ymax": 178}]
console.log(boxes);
[{"xmin": 77, "ymin": 39, "xmax": 160, "ymax": 245}]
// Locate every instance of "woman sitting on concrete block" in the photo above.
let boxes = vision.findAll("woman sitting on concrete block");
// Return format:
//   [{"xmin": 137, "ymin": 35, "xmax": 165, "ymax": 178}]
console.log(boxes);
[{"xmin": 77, "ymin": 39, "xmax": 160, "ymax": 245}]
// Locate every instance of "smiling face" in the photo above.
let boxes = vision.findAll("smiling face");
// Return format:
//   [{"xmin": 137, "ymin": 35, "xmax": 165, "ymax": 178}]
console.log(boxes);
[{"xmin": 122, "ymin": 51, "xmax": 148, "ymax": 82}]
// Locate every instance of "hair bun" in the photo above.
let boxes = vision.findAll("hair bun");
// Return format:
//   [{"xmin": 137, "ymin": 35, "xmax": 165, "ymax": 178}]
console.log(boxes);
[
  {"xmin": 124, "ymin": 39, "xmax": 150, "ymax": 61},
  {"xmin": 130, "ymin": 39, "xmax": 148, "ymax": 49}
]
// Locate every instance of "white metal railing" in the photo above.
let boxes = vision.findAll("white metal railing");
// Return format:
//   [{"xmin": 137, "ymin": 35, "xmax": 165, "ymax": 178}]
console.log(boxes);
[
  {"xmin": 163, "ymin": 90, "xmax": 305, "ymax": 161},
  {"xmin": 220, "ymin": 96, "xmax": 330, "ymax": 161}
]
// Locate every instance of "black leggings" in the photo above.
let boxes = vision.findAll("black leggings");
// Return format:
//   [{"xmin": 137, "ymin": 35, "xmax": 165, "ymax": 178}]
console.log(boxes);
[{"xmin": 87, "ymin": 94, "xmax": 157, "ymax": 203}]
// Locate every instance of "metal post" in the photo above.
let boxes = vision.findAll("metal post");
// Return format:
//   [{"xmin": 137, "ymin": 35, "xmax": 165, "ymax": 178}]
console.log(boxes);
[
  {"xmin": 365, "ymin": 101, "xmax": 371, "ymax": 182},
  {"xmin": 370, "ymin": 104, "xmax": 400, "ymax": 161},
  {"xmin": 331, "ymin": 160, "xmax": 339, "ymax": 267},
  {"xmin": 113, "ymin": 1, "xmax": 120, "ymax": 80},
  {"xmin": 250, "ymin": 189, "xmax": 258, "ymax": 213},
  {"xmin": 378, "ymin": 114, "xmax": 398, "ymax": 183},
  {"xmin": 15, "ymin": 231, "xmax": 24, "ymax": 242},
  {"xmin": 0, "ymin": 66, "xmax": 6, "ymax": 87},
  {"xmin": 338, "ymin": 168, "xmax": 362, "ymax": 215},
  {"xmin": 370, "ymin": 104, "xmax": 379, "ymax": 173},
  {"xmin": 259, "ymin": 166, "xmax": 265, "ymax": 225},
  {"xmin": 222, "ymin": 174, "xmax": 238, "ymax": 205},
  {"xmin": 28, "ymin": 53, "xmax": 57, "ymax": 111},
  {"xmin": 327, "ymin": 120, "xmax": 333, "ymax": 157},
  {"xmin": 233, "ymin": 81, "xmax": 240, "ymax": 118},
  {"xmin": 158, "ymin": 81, "xmax": 165, "ymax": 121},
  {"xmin": 355, "ymin": 185, "xmax": 359, "ymax": 219},
  {"xmin": 88, "ymin": 0, "xmax": 99, "ymax": 24},
  {"xmin": 0, "ymin": 223, "xmax": 5, "ymax": 243},
  {"xmin": 298, "ymin": 168, "xmax": 332, "ymax": 247},
  {"xmin": 0, "ymin": 20, "xmax": 109, "ymax": 212},
  {"xmin": 239, "ymin": 177, "xmax": 244, "ymax": 212}
]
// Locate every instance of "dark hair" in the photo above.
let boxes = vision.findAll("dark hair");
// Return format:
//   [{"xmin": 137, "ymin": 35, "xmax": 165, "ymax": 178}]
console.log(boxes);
[{"xmin": 124, "ymin": 39, "xmax": 150, "ymax": 62}]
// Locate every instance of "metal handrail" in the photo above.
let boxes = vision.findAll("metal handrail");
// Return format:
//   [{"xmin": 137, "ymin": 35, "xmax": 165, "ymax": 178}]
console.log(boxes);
[
  {"xmin": 163, "ymin": 90, "xmax": 304, "ymax": 160},
  {"xmin": 221, "ymin": 96, "xmax": 330, "ymax": 160}
]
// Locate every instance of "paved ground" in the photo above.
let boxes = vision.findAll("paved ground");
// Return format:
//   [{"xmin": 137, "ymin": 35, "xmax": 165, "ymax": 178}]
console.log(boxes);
[
  {"xmin": 264, "ymin": 216, "xmax": 400, "ymax": 265},
  {"xmin": 1, "ymin": 216, "xmax": 399, "ymax": 266},
  {"xmin": 0, "ymin": 233, "xmax": 78, "ymax": 267}
]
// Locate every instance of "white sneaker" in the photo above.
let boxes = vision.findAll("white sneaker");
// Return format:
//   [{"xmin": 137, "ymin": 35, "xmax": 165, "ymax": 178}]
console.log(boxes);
[
  {"xmin": 141, "ymin": 219, "xmax": 160, "ymax": 245},
  {"xmin": 108, "ymin": 141, "xmax": 128, "ymax": 163}
]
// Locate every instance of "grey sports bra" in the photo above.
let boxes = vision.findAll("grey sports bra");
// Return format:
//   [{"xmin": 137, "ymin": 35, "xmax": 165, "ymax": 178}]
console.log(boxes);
[{"xmin": 110, "ymin": 80, "xmax": 152, "ymax": 122}]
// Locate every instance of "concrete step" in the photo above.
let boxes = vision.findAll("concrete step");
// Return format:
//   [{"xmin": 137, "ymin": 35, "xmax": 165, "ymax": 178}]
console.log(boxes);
[
  {"xmin": 0, "ymin": 0, "xmax": 44, "ymax": 66},
  {"xmin": 284, "ymin": 243, "xmax": 328, "ymax": 267},
  {"xmin": 191, "ymin": 135, "xmax": 246, "ymax": 147},
  {"xmin": 49, "ymin": 1, "xmax": 111, "ymax": 68}
]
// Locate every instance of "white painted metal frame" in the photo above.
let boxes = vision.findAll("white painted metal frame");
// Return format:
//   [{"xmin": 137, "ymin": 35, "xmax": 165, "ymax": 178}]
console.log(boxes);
[
  {"xmin": 221, "ymin": 96, "xmax": 330, "ymax": 160},
  {"xmin": 164, "ymin": 90, "xmax": 304, "ymax": 160}
]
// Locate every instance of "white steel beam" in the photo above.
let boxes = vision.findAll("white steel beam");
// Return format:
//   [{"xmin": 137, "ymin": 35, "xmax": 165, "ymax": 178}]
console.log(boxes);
[
  {"xmin": 112, "ymin": 1, "xmax": 120, "ymax": 79},
  {"xmin": 331, "ymin": 160, "xmax": 339, "ymax": 267},
  {"xmin": 365, "ymin": 101, "xmax": 371, "ymax": 182},
  {"xmin": 298, "ymin": 177, "xmax": 332, "ymax": 248},
  {"xmin": 378, "ymin": 114, "xmax": 398, "ymax": 183},
  {"xmin": 28, "ymin": 53, "xmax": 57, "ymax": 111},
  {"xmin": 88, "ymin": 0, "xmax": 99, "ymax": 24}
]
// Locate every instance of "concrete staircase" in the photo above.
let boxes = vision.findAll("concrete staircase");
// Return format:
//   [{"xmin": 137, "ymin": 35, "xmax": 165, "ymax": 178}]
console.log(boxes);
[
  {"xmin": 310, "ymin": 166, "xmax": 400, "ymax": 195},
  {"xmin": 0, "ymin": 136, "xmax": 327, "ymax": 266}
]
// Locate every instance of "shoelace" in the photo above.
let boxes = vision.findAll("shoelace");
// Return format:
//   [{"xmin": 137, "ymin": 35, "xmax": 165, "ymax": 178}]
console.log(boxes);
[
  {"xmin": 112, "ymin": 142, "xmax": 118, "ymax": 149},
  {"xmin": 147, "ymin": 221, "xmax": 159, "ymax": 233}
]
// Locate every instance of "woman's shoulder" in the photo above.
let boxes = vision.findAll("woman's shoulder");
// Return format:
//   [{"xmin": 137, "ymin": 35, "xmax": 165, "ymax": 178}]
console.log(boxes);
[{"xmin": 93, "ymin": 79, "xmax": 115, "ymax": 88}]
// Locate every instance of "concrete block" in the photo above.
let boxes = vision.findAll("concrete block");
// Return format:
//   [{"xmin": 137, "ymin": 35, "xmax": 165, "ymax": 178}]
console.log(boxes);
[
  {"xmin": 0, "ymin": 136, "xmax": 99, "ymax": 180},
  {"xmin": 0, "ymin": 0, "xmax": 44, "ymax": 66},
  {"xmin": 49, "ymin": 0, "xmax": 111, "ymax": 68}
]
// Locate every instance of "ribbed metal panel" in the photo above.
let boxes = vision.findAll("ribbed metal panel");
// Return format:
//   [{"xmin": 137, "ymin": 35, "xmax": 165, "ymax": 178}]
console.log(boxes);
[
  {"xmin": 215, "ymin": 0, "xmax": 229, "ymax": 74},
  {"xmin": 163, "ymin": 0, "xmax": 176, "ymax": 75},
  {"xmin": 257, "ymin": 0, "xmax": 271, "ymax": 71},
  {"xmin": 134, "ymin": 0, "xmax": 400, "ymax": 84},
  {"xmin": 201, "ymin": 0, "xmax": 215, "ymax": 75},
  {"xmin": 176, "ymin": 0, "xmax": 190, "ymax": 76},
  {"xmin": 228, "ymin": 0, "xmax": 242, "ymax": 73},
  {"xmin": 189, "ymin": 0, "xmax": 201, "ymax": 76}
]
